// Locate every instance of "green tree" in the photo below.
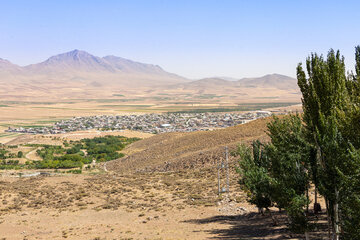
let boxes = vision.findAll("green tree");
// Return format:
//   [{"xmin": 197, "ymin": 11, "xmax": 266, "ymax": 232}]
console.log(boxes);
[
  {"xmin": 266, "ymin": 115, "xmax": 312, "ymax": 238},
  {"xmin": 236, "ymin": 141, "xmax": 273, "ymax": 214},
  {"xmin": 237, "ymin": 123, "xmax": 312, "ymax": 239},
  {"xmin": 17, "ymin": 151, "xmax": 23, "ymax": 158},
  {"xmin": 238, "ymin": 47, "xmax": 360, "ymax": 239},
  {"xmin": 297, "ymin": 47, "xmax": 360, "ymax": 239}
]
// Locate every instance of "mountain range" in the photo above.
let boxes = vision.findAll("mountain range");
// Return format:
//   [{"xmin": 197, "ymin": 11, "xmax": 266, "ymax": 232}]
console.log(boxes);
[
  {"xmin": 171, "ymin": 74, "xmax": 297, "ymax": 91},
  {"xmin": 23, "ymin": 50, "xmax": 174, "ymax": 76},
  {"xmin": 0, "ymin": 50, "xmax": 185, "ymax": 86},
  {"xmin": 0, "ymin": 50, "xmax": 300, "ymax": 101}
]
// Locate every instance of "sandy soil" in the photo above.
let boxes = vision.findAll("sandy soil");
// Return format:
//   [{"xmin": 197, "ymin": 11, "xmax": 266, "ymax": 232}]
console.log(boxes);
[
  {"xmin": 0, "ymin": 170, "xmax": 244, "ymax": 240},
  {"xmin": 0, "ymin": 202, "xmax": 237, "ymax": 240},
  {"xmin": 0, "ymin": 169, "xmax": 328, "ymax": 240},
  {"xmin": 24, "ymin": 148, "xmax": 42, "ymax": 161}
]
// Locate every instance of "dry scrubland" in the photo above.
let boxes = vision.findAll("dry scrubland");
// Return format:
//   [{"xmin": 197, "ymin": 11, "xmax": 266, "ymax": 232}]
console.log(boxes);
[
  {"xmin": 107, "ymin": 118, "xmax": 272, "ymax": 173},
  {"xmin": 1, "ymin": 168, "xmax": 321, "ymax": 240},
  {"xmin": 0, "ymin": 117, "xmax": 328, "ymax": 240},
  {"xmin": 0, "ymin": 50, "xmax": 309, "ymax": 239}
]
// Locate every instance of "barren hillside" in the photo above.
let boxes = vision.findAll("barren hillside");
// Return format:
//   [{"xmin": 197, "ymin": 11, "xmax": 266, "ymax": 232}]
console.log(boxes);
[{"xmin": 106, "ymin": 117, "xmax": 271, "ymax": 173}]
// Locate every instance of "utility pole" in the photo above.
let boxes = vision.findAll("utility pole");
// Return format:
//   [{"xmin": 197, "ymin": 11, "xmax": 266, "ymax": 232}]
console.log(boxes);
[
  {"xmin": 225, "ymin": 146, "xmax": 230, "ymax": 195},
  {"xmin": 217, "ymin": 146, "xmax": 230, "ymax": 196},
  {"xmin": 217, "ymin": 158, "xmax": 221, "ymax": 195}
]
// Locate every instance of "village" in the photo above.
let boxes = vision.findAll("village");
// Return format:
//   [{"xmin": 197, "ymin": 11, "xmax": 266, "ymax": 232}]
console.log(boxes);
[{"xmin": 5, "ymin": 111, "xmax": 272, "ymax": 134}]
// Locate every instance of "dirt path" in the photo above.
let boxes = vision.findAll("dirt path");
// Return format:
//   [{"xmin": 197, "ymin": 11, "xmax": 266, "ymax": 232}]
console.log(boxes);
[{"xmin": 25, "ymin": 147, "xmax": 42, "ymax": 161}]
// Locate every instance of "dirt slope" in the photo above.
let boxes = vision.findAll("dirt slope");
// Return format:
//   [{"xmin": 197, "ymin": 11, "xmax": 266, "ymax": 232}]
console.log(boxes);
[{"xmin": 107, "ymin": 117, "xmax": 271, "ymax": 173}]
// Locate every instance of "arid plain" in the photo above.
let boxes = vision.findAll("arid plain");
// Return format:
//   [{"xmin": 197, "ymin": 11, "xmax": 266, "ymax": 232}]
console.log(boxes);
[
  {"xmin": 0, "ymin": 50, "xmax": 307, "ymax": 239},
  {"xmin": 1, "ymin": 118, "xmax": 326, "ymax": 240}
]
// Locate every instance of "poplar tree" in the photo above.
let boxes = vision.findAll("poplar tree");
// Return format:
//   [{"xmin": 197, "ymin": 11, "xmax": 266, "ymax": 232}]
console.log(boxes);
[
  {"xmin": 238, "ymin": 47, "xmax": 360, "ymax": 239},
  {"xmin": 297, "ymin": 48, "xmax": 357, "ymax": 240},
  {"xmin": 338, "ymin": 46, "xmax": 360, "ymax": 239}
]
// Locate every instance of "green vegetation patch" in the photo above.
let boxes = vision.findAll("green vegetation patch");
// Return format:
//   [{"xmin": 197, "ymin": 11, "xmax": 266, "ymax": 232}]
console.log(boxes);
[
  {"xmin": 150, "ymin": 96, "xmax": 173, "ymax": 101},
  {"xmin": 254, "ymin": 96, "xmax": 280, "ymax": 99},
  {"xmin": 33, "ymin": 136, "xmax": 139, "ymax": 169},
  {"xmin": 1, "ymin": 135, "xmax": 140, "ymax": 170},
  {"xmin": 196, "ymin": 94, "xmax": 223, "ymax": 99},
  {"xmin": 0, "ymin": 148, "xmax": 23, "ymax": 169}
]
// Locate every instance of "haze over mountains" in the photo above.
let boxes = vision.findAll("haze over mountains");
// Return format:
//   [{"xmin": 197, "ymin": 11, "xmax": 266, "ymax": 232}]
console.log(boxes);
[
  {"xmin": 0, "ymin": 50, "xmax": 184, "ymax": 86},
  {"xmin": 172, "ymin": 74, "xmax": 297, "ymax": 91},
  {"xmin": 0, "ymin": 50, "xmax": 300, "ymax": 101}
]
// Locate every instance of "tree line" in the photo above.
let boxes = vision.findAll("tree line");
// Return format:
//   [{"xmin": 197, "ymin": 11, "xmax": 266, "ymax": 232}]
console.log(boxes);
[{"xmin": 237, "ymin": 46, "xmax": 360, "ymax": 239}]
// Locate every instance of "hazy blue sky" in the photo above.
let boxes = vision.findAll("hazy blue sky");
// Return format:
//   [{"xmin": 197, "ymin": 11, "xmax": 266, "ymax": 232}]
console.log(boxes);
[{"xmin": 0, "ymin": 0, "xmax": 359, "ymax": 79}]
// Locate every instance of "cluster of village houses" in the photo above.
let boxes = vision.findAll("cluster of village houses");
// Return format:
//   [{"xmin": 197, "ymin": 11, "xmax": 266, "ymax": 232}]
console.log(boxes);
[{"xmin": 6, "ymin": 111, "xmax": 272, "ymax": 134}]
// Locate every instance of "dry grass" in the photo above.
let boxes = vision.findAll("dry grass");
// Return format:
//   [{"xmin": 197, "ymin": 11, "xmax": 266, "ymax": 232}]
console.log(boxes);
[
  {"xmin": 0, "ymin": 168, "xmax": 328, "ymax": 240},
  {"xmin": 107, "ymin": 117, "xmax": 272, "ymax": 173},
  {"xmin": 0, "ymin": 169, "xmax": 227, "ymax": 214},
  {"xmin": 0, "ymin": 168, "xmax": 249, "ymax": 239}
]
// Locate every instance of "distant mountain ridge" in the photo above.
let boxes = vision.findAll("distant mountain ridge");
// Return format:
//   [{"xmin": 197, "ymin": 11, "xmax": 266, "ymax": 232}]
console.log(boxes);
[
  {"xmin": 25, "ymin": 50, "xmax": 116, "ymax": 73},
  {"xmin": 238, "ymin": 74, "xmax": 297, "ymax": 89},
  {"xmin": 0, "ymin": 50, "xmax": 297, "ymax": 89},
  {"xmin": 15, "ymin": 49, "xmax": 177, "ymax": 76},
  {"xmin": 0, "ymin": 58, "xmax": 23, "ymax": 74},
  {"xmin": 0, "ymin": 50, "xmax": 299, "ymax": 102},
  {"xmin": 172, "ymin": 74, "xmax": 298, "ymax": 90},
  {"xmin": 0, "ymin": 50, "xmax": 185, "ymax": 86},
  {"xmin": 102, "ymin": 55, "xmax": 165, "ymax": 74}
]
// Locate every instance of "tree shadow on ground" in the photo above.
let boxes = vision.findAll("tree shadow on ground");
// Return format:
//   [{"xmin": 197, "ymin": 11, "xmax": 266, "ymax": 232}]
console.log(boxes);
[{"xmin": 185, "ymin": 211, "xmax": 329, "ymax": 240}]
